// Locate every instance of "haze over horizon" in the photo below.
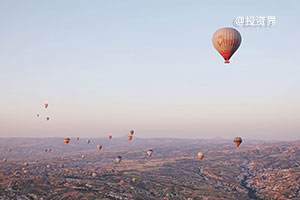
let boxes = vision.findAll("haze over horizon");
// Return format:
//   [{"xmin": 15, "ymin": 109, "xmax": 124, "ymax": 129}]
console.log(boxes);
[{"xmin": 1, "ymin": 1, "xmax": 299, "ymax": 140}]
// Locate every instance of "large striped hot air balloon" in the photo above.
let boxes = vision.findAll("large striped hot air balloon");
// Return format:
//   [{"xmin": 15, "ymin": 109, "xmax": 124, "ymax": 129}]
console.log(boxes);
[{"xmin": 212, "ymin": 27, "xmax": 242, "ymax": 63}]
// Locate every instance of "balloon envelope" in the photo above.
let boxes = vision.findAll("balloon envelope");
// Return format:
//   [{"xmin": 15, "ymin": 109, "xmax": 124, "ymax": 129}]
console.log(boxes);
[
  {"xmin": 130, "ymin": 130, "xmax": 134, "ymax": 135},
  {"xmin": 212, "ymin": 27, "xmax": 241, "ymax": 63},
  {"xmin": 116, "ymin": 155, "xmax": 122, "ymax": 164},
  {"xmin": 147, "ymin": 149, "xmax": 153, "ymax": 157},
  {"xmin": 64, "ymin": 138, "xmax": 70, "ymax": 144},
  {"xmin": 233, "ymin": 137, "xmax": 242, "ymax": 147},
  {"xmin": 197, "ymin": 152, "xmax": 204, "ymax": 160}
]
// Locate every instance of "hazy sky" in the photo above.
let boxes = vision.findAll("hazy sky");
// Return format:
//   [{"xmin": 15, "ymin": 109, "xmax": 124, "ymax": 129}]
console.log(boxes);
[{"xmin": 0, "ymin": 0, "xmax": 299, "ymax": 140}]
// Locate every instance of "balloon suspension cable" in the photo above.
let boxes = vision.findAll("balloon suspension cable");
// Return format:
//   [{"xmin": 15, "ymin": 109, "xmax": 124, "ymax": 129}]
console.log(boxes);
[{"xmin": 224, "ymin": 59, "xmax": 230, "ymax": 64}]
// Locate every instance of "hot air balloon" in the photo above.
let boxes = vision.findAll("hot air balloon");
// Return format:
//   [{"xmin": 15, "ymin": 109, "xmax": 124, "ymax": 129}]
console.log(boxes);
[
  {"xmin": 116, "ymin": 155, "xmax": 122, "ymax": 164},
  {"xmin": 44, "ymin": 149, "xmax": 48, "ymax": 152},
  {"xmin": 212, "ymin": 27, "xmax": 242, "ymax": 63},
  {"xmin": 44, "ymin": 104, "xmax": 48, "ymax": 109},
  {"xmin": 97, "ymin": 145, "xmax": 102, "ymax": 151},
  {"xmin": 64, "ymin": 138, "xmax": 70, "ymax": 144},
  {"xmin": 147, "ymin": 149, "xmax": 153, "ymax": 157},
  {"xmin": 128, "ymin": 135, "xmax": 133, "ymax": 141},
  {"xmin": 119, "ymin": 179, "xmax": 125, "ymax": 184},
  {"xmin": 132, "ymin": 178, "xmax": 136, "ymax": 183},
  {"xmin": 23, "ymin": 170, "xmax": 28, "ymax": 174},
  {"xmin": 8, "ymin": 148, "xmax": 12, "ymax": 152},
  {"xmin": 197, "ymin": 152, "xmax": 204, "ymax": 160},
  {"xmin": 81, "ymin": 155, "xmax": 85, "ymax": 160},
  {"xmin": 23, "ymin": 162, "xmax": 28, "ymax": 167},
  {"xmin": 37, "ymin": 114, "xmax": 40, "ymax": 117},
  {"xmin": 46, "ymin": 164, "xmax": 51, "ymax": 168},
  {"xmin": 46, "ymin": 117, "xmax": 50, "ymax": 121},
  {"xmin": 233, "ymin": 137, "xmax": 242, "ymax": 147},
  {"xmin": 130, "ymin": 130, "xmax": 134, "ymax": 135},
  {"xmin": 48, "ymin": 148, "xmax": 52, "ymax": 152},
  {"xmin": 92, "ymin": 172, "xmax": 97, "ymax": 177},
  {"xmin": 3, "ymin": 158, "xmax": 7, "ymax": 162},
  {"xmin": 75, "ymin": 137, "xmax": 79, "ymax": 141},
  {"xmin": 86, "ymin": 139, "xmax": 90, "ymax": 144},
  {"xmin": 109, "ymin": 135, "xmax": 112, "ymax": 139}
]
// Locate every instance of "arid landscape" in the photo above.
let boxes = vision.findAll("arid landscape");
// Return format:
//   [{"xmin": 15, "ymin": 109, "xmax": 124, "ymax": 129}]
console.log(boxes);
[{"xmin": 0, "ymin": 138, "xmax": 300, "ymax": 200}]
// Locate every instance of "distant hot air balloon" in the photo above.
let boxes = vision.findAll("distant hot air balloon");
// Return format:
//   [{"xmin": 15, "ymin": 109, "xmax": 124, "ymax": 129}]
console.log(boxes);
[
  {"xmin": 44, "ymin": 149, "xmax": 48, "ymax": 152},
  {"xmin": 46, "ymin": 164, "xmax": 50, "ymax": 168},
  {"xmin": 233, "ymin": 137, "xmax": 242, "ymax": 147},
  {"xmin": 212, "ymin": 27, "xmax": 242, "ymax": 63},
  {"xmin": 37, "ymin": 114, "xmax": 40, "ymax": 117},
  {"xmin": 109, "ymin": 136, "xmax": 112, "ymax": 140},
  {"xmin": 119, "ymin": 179, "xmax": 125, "ymax": 184},
  {"xmin": 197, "ymin": 152, "xmax": 204, "ymax": 160},
  {"xmin": 97, "ymin": 145, "xmax": 102, "ymax": 151},
  {"xmin": 23, "ymin": 170, "xmax": 28, "ymax": 174},
  {"xmin": 116, "ymin": 155, "xmax": 122, "ymax": 164},
  {"xmin": 132, "ymin": 178, "xmax": 136, "ymax": 183},
  {"xmin": 128, "ymin": 135, "xmax": 133, "ymax": 141},
  {"xmin": 81, "ymin": 155, "xmax": 85, "ymax": 160},
  {"xmin": 23, "ymin": 162, "xmax": 28, "ymax": 167},
  {"xmin": 46, "ymin": 117, "xmax": 50, "ymax": 121},
  {"xmin": 130, "ymin": 130, "xmax": 134, "ymax": 135},
  {"xmin": 92, "ymin": 172, "xmax": 97, "ymax": 177},
  {"xmin": 44, "ymin": 104, "xmax": 48, "ymax": 109},
  {"xmin": 86, "ymin": 139, "xmax": 90, "ymax": 144},
  {"xmin": 3, "ymin": 158, "xmax": 7, "ymax": 162},
  {"xmin": 8, "ymin": 148, "xmax": 12, "ymax": 152},
  {"xmin": 75, "ymin": 137, "xmax": 79, "ymax": 141},
  {"xmin": 64, "ymin": 138, "xmax": 70, "ymax": 144},
  {"xmin": 147, "ymin": 149, "xmax": 153, "ymax": 157}
]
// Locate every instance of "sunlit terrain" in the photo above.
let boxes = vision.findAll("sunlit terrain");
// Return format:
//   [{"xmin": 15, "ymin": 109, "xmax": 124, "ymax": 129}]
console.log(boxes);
[{"xmin": 1, "ymin": 138, "xmax": 300, "ymax": 200}]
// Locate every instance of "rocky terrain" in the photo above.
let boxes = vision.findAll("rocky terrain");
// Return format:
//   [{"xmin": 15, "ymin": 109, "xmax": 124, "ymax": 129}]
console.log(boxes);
[{"xmin": 0, "ymin": 138, "xmax": 299, "ymax": 200}]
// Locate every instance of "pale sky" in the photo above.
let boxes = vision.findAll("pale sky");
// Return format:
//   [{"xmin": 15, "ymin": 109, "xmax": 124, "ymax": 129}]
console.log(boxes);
[{"xmin": 0, "ymin": 0, "xmax": 299, "ymax": 140}]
